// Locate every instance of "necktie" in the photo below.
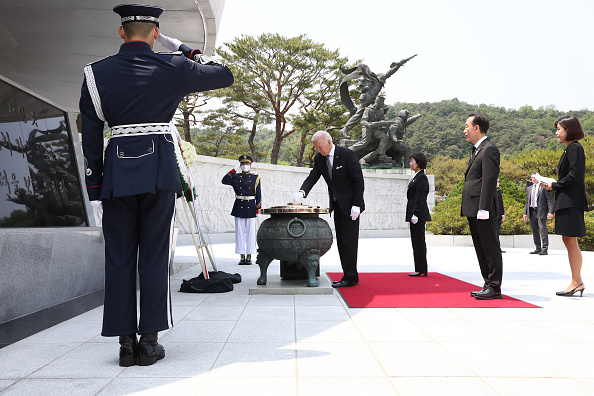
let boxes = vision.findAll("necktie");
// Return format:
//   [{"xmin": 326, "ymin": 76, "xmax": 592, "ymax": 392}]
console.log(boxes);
[
  {"xmin": 531, "ymin": 185, "xmax": 538, "ymax": 207},
  {"xmin": 471, "ymin": 146, "xmax": 476, "ymax": 157},
  {"xmin": 326, "ymin": 156, "xmax": 332, "ymax": 179}
]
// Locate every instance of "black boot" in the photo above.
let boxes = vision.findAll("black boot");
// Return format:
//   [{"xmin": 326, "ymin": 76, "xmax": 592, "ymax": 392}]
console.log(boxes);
[
  {"xmin": 137, "ymin": 333, "xmax": 165, "ymax": 366},
  {"xmin": 245, "ymin": 254, "xmax": 252, "ymax": 265},
  {"xmin": 119, "ymin": 334, "xmax": 138, "ymax": 367},
  {"xmin": 238, "ymin": 254, "xmax": 246, "ymax": 265}
]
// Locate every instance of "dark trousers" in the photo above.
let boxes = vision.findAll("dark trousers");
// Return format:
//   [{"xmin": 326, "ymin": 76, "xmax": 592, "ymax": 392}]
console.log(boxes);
[
  {"xmin": 529, "ymin": 208, "xmax": 549, "ymax": 250},
  {"xmin": 409, "ymin": 221, "xmax": 427, "ymax": 273},
  {"xmin": 333, "ymin": 203, "xmax": 359, "ymax": 283},
  {"xmin": 101, "ymin": 190, "xmax": 176, "ymax": 336},
  {"xmin": 493, "ymin": 217, "xmax": 502, "ymax": 248},
  {"xmin": 468, "ymin": 217, "xmax": 503, "ymax": 293}
]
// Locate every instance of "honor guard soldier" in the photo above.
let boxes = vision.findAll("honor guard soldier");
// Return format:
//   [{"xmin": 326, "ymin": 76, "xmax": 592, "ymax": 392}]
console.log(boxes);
[
  {"xmin": 222, "ymin": 155, "xmax": 262, "ymax": 265},
  {"xmin": 79, "ymin": 4, "xmax": 233, "ymax": 366}
]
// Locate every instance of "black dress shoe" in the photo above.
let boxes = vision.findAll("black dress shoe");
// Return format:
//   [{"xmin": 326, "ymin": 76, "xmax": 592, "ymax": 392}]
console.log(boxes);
[
  {"xmin": 331, "ymin": 280, "xmax": 356, "ymax": 288},
  {"xmin": 529, "ymin": 249, "xmax": 541, "ymax": 254},
  {"xmin": 538, "ymin": 250, "xmax": 548, "ymax": 255},
  {"xmin": 138, "ymin": 333, "xmax": 165, "ymax": 366},
  {"xmin": 245, "ymin": 254, "xmax": 252, "ymax": 265},
  {"xmin": 119, "ymin": 334, "xmax": 138, "ymax": 367},
  {"xmin": 408, "ymin": 272, "xmax": 427, "ymax": 277},
  {"xmin": 474, "ymin": 288, "xmax": 502, "ymax": 300},
  {"xmin": 333, "ymin": 279, "xmax": 359, "ymax": 284},
  {"xmin": 470, "ymin": 287, "xmax": 487, "ymax": 297}
]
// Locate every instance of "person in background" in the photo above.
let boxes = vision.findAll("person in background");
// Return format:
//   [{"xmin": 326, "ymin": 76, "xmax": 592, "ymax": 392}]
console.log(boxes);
[
  {"xmin": 494, "ymin": 179, "xmax": 505, "ymax": 253},
  {"xmin": 222, "ymin": 155, "xmax": 262, "ymax": 265},
  {"xmin": 406, "ymin": 153, "xmax": 431, "ymax": 276},
  {"xmin": 543, "ymin": 115, "xmax": 587, "ymax": 297},
  {"xmin": 523, "ymin": 174, "xmax": 554, "ymax": 255}
]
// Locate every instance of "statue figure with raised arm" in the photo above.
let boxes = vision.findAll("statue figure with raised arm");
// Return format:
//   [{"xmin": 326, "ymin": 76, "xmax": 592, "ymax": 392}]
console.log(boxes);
[{"xmin": 338, "ymin": 54, "xmax": 417, "ymax": 138}]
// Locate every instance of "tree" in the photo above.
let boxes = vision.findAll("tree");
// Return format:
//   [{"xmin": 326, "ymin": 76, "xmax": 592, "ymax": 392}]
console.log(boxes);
[
  {"xmin": 175, "ymin": 93, "xmax": 211, "ymax": 142},
  {"xmin": 194, "ymin": 107, "xmax": 251, "ymax": 159},
  {"xmin": 216, "ymin": 33, "xmax": 349, "ymax": 164}
]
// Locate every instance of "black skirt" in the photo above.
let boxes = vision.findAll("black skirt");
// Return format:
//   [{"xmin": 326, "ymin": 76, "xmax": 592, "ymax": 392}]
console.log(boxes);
[{"xmin": 555, "ymin": 207, "xmax": 586, "ymax": 237}]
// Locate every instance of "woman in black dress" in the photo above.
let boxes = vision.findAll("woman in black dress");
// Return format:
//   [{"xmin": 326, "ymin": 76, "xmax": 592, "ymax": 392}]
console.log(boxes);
[
  {"xmin": 406, "ymin": 153, "xmax": 431, "ymax": 276},
  {"xmin": 543, "ymin": 115, "xmax": 587, "ymax": 297}
]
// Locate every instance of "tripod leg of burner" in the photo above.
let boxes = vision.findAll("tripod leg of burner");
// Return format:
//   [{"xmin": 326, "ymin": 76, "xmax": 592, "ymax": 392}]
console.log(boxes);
[{"xmin": 256, "ymin": 253, "xmax": 272, "ymax": 285}]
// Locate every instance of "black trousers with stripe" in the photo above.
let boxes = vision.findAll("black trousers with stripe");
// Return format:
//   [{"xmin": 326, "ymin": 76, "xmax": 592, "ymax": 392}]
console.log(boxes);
[{"xmin": 101, "ymin": 190, "xmax": 175, "ymax": 336}]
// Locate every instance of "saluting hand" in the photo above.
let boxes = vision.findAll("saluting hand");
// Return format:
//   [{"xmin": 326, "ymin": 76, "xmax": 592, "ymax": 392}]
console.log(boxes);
[{"xmin": 157, "ymin": 33, "xmax": 182, "ymax": 52}]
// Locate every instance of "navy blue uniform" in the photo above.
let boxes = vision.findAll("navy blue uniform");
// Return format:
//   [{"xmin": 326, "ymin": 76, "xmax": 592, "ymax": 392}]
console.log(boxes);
[
  {"xmin": 80, "ymin": 41, "xmax": 233, "ymax": 337},
  {"xmin": 222, "ymin": 169, "xmax": 262, "ymax": 218}
]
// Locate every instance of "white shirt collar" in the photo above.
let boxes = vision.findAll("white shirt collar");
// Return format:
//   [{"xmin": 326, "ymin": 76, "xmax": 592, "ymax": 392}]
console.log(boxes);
[{"xmin": 474, "ymin": 136, "xmax": 488, "ymax": 148}]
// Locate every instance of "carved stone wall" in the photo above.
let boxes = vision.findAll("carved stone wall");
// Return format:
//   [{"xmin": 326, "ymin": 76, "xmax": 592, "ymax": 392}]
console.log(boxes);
[{"xmin": 175, "ymin": 155, "xmax": 435, "ymax": 234}]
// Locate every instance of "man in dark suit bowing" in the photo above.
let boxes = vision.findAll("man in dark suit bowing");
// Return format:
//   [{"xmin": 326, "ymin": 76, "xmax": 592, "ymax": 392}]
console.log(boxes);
[
  {"xmin": 293, "ymin": 131, "xmax": 365, "ymax": 288},
  {"xmin": 461, "ymin": 114, "xmax": 503, "ymax": 300}
]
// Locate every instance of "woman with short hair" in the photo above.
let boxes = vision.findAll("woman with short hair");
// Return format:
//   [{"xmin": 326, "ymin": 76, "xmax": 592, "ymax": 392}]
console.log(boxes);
[
  {"xmin": 543, "ymin": 115, "xmax": 587, "ymax": 297},
  {"xmin": 406, "ymin": 152, "xmax": 432, "ymax": 277}
]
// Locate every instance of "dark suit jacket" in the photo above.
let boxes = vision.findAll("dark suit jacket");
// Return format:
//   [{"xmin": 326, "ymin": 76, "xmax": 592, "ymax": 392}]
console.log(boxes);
[
  {"xmin": 300, "ymin": 145, "xmax": 365, "ymax": 217},
  {"xmin": 552, "ymin": 141, "xmax": 588, "ymax": 212},
  {"xmin": 524, "ymin": 184, "xmax": 554, "ymax": 219},
  {"xmin": 461, "ymin": 138, "xmax": 500, "ymax": 217},
  {"xmin": 80, "ymin": 41, "xmax": 234, "ymax": 200},
  {"xmin": 406, "ymin": 170, "xmax": 431, "ymax": 222}
]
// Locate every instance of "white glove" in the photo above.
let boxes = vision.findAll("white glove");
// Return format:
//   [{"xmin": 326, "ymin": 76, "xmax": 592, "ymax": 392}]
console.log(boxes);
[
  {"xmin": 350, "ymin": 206, "xmax": 360, "ymax": 221},
  {"xmin": 233, "ymin": 164, "xmax": 241, "ymax": 173},
  {"xmin": 477, "ymin": 209, "xmax": 490, "ymax": 220},
  {"xmin": 157, "ymin": 33, "xmax": 182, "ymax": 52},
  {"xmin": 411, "ymin": 214, "xmax": 418, "ymax": 224},
  {"xmin": 292, "ymin": 191, "xmax": 304, "ymax": 203},
  {"xmin": 90, "ymin": 200, "xmax": 102, "ymax": 209}
]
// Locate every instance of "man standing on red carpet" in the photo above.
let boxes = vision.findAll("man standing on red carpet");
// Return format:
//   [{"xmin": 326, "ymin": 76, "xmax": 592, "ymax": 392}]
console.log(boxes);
[
  {"xmin": 461, "ymin": 114, "xmax": 503, "ymax": 300},
  {"xmin": 293, "ymin": 131, "xmax": 365, "ymax": 288}
]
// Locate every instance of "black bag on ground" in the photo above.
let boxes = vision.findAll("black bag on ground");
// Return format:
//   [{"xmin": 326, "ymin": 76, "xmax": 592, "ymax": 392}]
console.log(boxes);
[
  {"xmin": 198, "ymin": 271, "xmax": 242, "ymax": 283},
  {"xmin": 179, "ymin": 271, "xmax": 242, "ymax": 293}
]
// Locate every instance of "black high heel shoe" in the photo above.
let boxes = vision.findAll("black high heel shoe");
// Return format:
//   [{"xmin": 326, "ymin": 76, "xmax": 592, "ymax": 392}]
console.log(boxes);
[
  {"xmin": 408, "ymin": 272, "xmax": 427, "ymax": 277},
  {"xmin": 556, "ymin": 283, "xmax": 585, "ymax": 297}
]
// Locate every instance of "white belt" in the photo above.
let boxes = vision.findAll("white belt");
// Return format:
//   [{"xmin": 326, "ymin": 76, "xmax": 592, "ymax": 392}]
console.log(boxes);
[
  {"xmin": 236, "ymin": 195, "xmax": 255, "ymax": 200},
  {"xmin": 110, "ymin": 123, "xmax": 172, "ymax": 138}
]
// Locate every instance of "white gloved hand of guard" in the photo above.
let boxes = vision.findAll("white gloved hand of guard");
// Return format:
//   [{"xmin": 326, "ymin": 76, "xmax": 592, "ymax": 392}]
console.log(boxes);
[
  {"xmin": 477, "ymin": 209, "xmax": 490, "ymax": 220},
  {"xmin": 90, "ymin": 200, "xmax": 102, "ymax": 209},
  {"xmin": 411, "ymin": 214, "xmax": 418, "ymax": 224},
  {"xmin": 350, "ymin": 206, "xmax": 360, "ymax": 221},
  {"xmin": 233, "ymin": 164, "xmax": 241, "ymax": 173},
  {"xmin": 157, "ymin": 33, "xmax": 182, "ymax": 52},
  {"xmin": 292, "ymin": 191, "xmax": 304, "ymax": 203}
]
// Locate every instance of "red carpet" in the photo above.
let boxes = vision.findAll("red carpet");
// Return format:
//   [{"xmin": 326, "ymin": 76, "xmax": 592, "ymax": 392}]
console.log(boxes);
[{"xmin": 327, "ymin": 272, "xmax": 539, "ymax": 308}]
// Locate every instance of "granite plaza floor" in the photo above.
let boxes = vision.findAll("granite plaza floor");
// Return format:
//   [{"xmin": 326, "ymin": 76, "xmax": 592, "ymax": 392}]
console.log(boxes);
[{"xmin": 1, "ymin": 234, "xmax": 594, "ymax": 396}]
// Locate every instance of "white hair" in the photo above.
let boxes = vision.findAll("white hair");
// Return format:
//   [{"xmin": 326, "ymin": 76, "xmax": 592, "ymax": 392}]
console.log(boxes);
[{"xmin": 311, "ymin": 130, "xmax": 331, "ymax": 142}]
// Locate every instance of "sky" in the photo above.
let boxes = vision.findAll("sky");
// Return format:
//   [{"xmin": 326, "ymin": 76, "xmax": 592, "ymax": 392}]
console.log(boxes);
[{"xmin": 215, "ymin": 0, "xmax": 594, "ymax": 112}]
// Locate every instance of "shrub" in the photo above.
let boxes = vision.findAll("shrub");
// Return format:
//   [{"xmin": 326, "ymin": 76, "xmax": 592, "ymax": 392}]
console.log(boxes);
[
  {"xmin": 579, "ymin": 210, "xmax": 594, "ymax": 251},
  {"xmin": 427, "ymin": 195, "xmax": 470, "ymax": 235},
  {"xmin": 500, "ymin": 195, "xmax": 531, "ymax": 235}
]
